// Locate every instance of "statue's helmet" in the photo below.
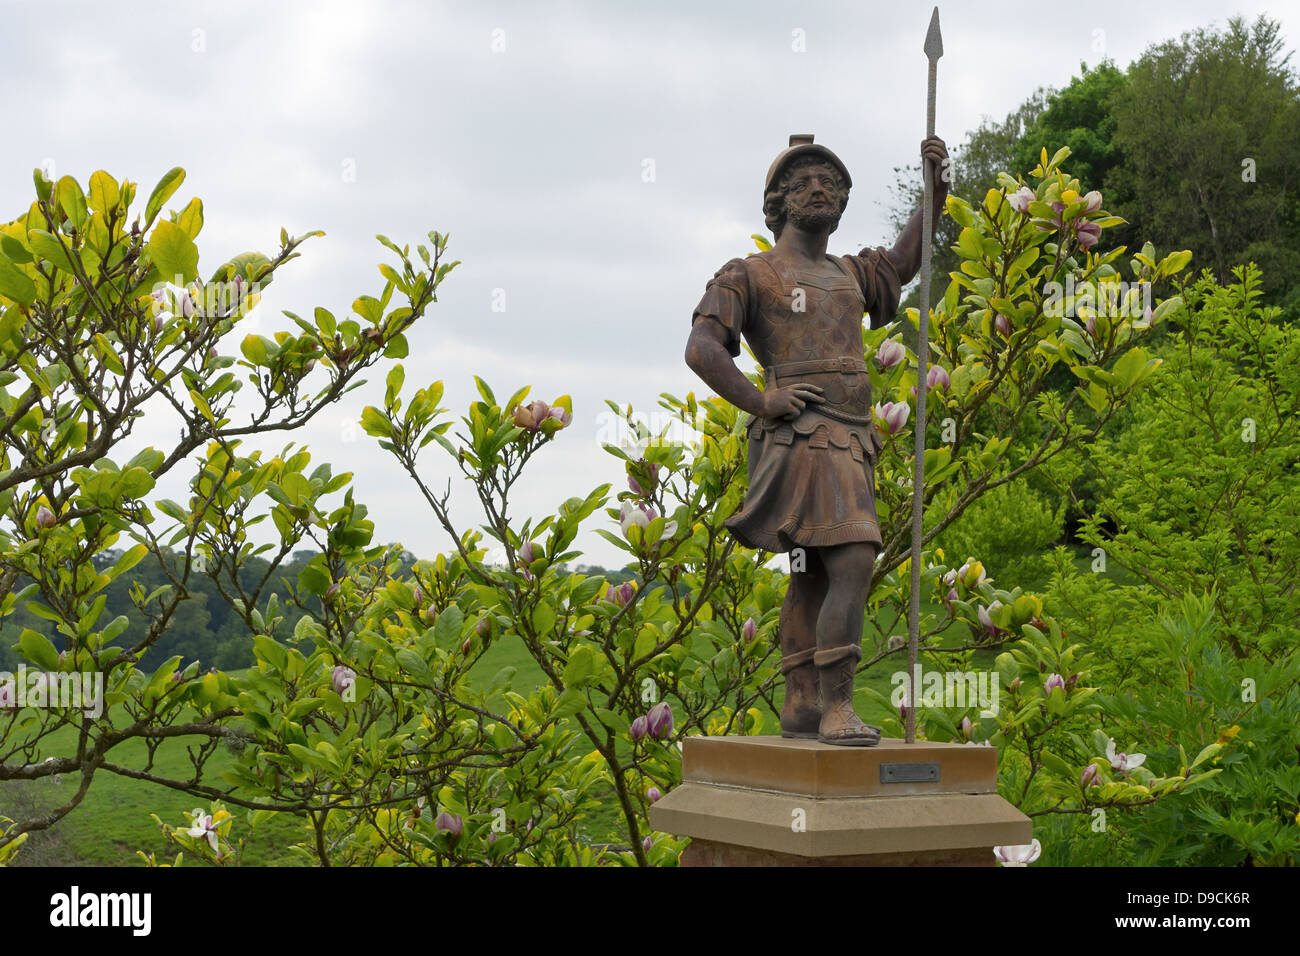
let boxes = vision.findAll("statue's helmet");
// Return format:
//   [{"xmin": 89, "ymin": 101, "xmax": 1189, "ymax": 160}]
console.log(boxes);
[{"xmin": 763, "ymin": 134, "xmax": 852, "ymax": 238}]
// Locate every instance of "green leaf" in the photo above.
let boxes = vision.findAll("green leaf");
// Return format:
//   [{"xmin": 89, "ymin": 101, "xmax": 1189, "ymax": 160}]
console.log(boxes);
[
  {"xmin": 562, "ymin": 646, "xmax": 595, "ymax": 687},
  {"xmin": 1151, "ymin": 296, "xmax": 1183, "ymax": 324},
  {"xmin": 27, "ymin": 230, "xmax": 74, "ymax": 272},
  {"xmin": 19, "ymin": 628, "xmax": 60, "ymax": 670},
  {"xmin": 148, "ymin": 220, "xmax": 200, "ymax": 284},
  {"xmin": 0, "ymin": 258, "xmax": 37, "ymax": 307},
  {"xmin": 88, "ymin": 171, "xmax": 120, "ymax": 214},
  {"xmin": 144, "ymin": 167, "xmax": 186, "ymax": 227},
  {"xmin": 176, "ymin": 197, "xmax": 204, "ymax": 240},
  {"xmin": 55, "ymin": 176, "xmax": 88, "ymax": 230},
  {"xmin": 383, "ymin": 333, "xmax": 408, "ymax": 359}
]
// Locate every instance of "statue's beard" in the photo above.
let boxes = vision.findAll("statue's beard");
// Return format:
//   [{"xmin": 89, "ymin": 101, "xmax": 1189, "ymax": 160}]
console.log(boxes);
[{"xmin": 785, "ymin": 199, "xmax": 841, "ymax": 234}]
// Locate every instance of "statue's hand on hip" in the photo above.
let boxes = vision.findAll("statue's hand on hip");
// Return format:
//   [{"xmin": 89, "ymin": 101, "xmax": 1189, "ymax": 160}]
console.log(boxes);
[{"xmin": 760, "ymin": 383, "xmax": 824, "ymax": 421}]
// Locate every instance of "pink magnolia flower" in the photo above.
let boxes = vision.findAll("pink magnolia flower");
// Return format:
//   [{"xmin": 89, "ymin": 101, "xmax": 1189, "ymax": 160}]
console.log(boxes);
[
  {"xmin": 1008, "ymin": 186, "xmax": 1036, "ymax": 214},
  {"xmin": 1036, "ymin": 202, "xmax": 1066, "ymax": 232},
  {"xmin": 874, "ymin": 339, "xmax": 906, "ymax": 370},
  {"xmin": 1081, "ymin": 764, "xmax": 1100, "ymax": 789},
  {"xmin": 36, "ymin": 505, "xmax": 57, "ymax": 530},
  {"xmin": 993, "ymin": 839, "xmax": 1042, "ymax": 866},
  {"xmin": 620, "ymin": 501, "xmax": 677, "ymax": 541},
  {"xmin": 1082, "ymin": 190, "xmax": 1103, "ymax": 213},
  {"xmin": 512, "ymin": 405, "xmax": 537, "ymax": 430},
  {"xmin": 646, "ymin": 786, "xmax": 662, "ymax": 803},
  {"xmin": 1044, "ymin": 672, "xmax": 1066, "ymax": 693},
  {"xmin": 547, "ymin": 405, "xmax": 571, "ymax": 427},
  {"xmin": 926, "ymin": 365, "xmax": 950, "ymax": 391},
  {"xmin": 994, "ymin": 314, "xmax": 1011, "ymax": 336},
  {"xmin": 1074, "ymin": 221, "xmax": 1102, "ymax": 249},
  {"xmin": 187, "ymin": 810, "xmax": 220, "ymax": 852},
  {"xmin": 1106, "ymin": 738, "xmax": 1146, "ymax": 773},
  {"xmin": 741, "ymin": 617, "xmax": 757, "ymax": 643},
  {"xmin": 332, "ymin": 665, "xmax": 356, "ymax": 696},
  {"xmin": 874, "ymin": 401, "xmax": 910, "ymax": 436}
]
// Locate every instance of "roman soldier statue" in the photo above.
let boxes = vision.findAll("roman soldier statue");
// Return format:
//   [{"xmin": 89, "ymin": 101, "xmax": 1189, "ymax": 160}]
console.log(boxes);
[{"xmin": 684, "ymin": 133, "xmax": 948, "ymax": 745}]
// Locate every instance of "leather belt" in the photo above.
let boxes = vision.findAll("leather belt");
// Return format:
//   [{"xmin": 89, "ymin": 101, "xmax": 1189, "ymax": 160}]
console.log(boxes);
[{"xmin": 765, "ymin": 356, "xmax": 867, "ymax": 379}]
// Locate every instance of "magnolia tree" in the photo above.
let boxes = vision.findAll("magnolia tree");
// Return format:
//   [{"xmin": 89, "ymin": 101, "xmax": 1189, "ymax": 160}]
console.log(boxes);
[
  {"xmin": 0, "ymin": 151, "xmax": 1227, "ymax": 867},
  {"xmin": 0, "ymin": 165, "xmax": 472, "ymax": 859}
]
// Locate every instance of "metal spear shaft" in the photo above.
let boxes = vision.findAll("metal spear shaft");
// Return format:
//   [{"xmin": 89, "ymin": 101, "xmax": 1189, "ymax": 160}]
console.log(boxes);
[{"xmin": 907, "ymin": 7, "xmax": 942, "ymax": 745}]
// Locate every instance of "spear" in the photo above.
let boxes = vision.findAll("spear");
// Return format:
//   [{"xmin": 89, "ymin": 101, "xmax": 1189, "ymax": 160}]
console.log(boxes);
[{"xmin": 906, "ymin": 7, "xmax": 942, "ymax": 745}]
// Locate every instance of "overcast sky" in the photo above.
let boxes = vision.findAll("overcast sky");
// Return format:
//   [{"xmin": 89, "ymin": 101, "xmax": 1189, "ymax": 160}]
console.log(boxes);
[{"xmin": 3, "ymin": 0, "xmax": 1296, "ymax": 568}]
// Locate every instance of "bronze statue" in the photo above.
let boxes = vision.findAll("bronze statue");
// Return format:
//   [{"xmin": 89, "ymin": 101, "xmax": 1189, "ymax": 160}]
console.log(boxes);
[{"xmin": 685, "ymin": 133, "xmax": 949, "ymax": 745}]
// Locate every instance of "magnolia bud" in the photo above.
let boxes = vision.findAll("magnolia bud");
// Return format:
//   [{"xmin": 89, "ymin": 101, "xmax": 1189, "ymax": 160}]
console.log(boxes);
[
  {"xmin": 435, "ymin": 811, "xmax": 463, "ymax": 839},
  {"xmin": 1044, "ymin": 673, "xmax": 1065, "ymax": 693},
  {"xmin": 741, "ymin": 617, "xmax": 757, "ymax": 643},
  {"xmin": 961, "ymin": 716, "xmax": 973, "ymax": 741},
  {"xmin": 874, "ymin": 339, "xmax": 905, "ymax": 370},
  {"xmin": 462, "ymin": 637, "xmax": 472, "ymax": 655},
  {"xmin": 646, "ymin": 787, "xmax": 662, "ymax": 803},
  {"xmin": 642, "ymin": 836, "xmax": 653, "ymax": 853},
  {"xmin": 325, "ymin": 582, "xmax": 341, "ymax": 602},
  {"xmin": 995, "ymin": 314, "xmax": 1011, "ymax": 336},
  {"xmin": 1081, "ymin": 764, "xmax": 1099, "ymax": 789},
  {"xmin": 646, "ymin": 701, "xmax": 673, "ymax": 740},
  {"xmin": 630, "ymin": 715, "xmax": 648, "ymax": 742},
  {"xmin": 413, "ymin": 587, "xmax": 424, "ymax": 609},
  {"xmin": 476, "ymin": 618, "xmax": 491, "ymax": 638},
  {"xmin": 36, "ymin": 505, "xmax": 57, "ymax": 530}
]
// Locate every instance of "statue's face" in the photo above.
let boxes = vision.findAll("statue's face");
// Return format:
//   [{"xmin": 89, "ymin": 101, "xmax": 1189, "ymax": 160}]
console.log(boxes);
[{"xmin": 783, "ymin": 161, "xmax": 843, "ymax": 233}]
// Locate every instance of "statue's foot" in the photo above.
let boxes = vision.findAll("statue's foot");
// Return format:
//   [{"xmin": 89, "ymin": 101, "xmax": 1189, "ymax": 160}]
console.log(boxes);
[
  {"xmin": 813, "ymin": 643, "xmax": 879, "ymax": 746},
  {"xmin": 818, "ymin": 710, "xmax": 882, "ymax": 747},
  {"xmin": 780, "ymin": 647, "xmax": 820, "ymax": 739},
  {"xmin": 780, "ymin": 707, "xmax": 821, "ymax": 740}
]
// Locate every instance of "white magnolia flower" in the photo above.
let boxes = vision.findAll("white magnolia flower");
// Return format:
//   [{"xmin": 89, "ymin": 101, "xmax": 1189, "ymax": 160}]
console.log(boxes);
[
  {"xmin": 1106, "ymin": 738, "xmax": 1146, "ymax": 773},
  {"xmin": 188, "ymin": 810, "xmax": 219, "ymax": 852},
  {"xmin": 993, "ymin": 838, "xmax": 1041, "ymax": 866}
]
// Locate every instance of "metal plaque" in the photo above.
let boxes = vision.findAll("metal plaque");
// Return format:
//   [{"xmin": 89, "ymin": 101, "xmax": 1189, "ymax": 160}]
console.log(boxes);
[{"xmin": 880, "ymin": 761, "xmax": 940, "ymax": 784}]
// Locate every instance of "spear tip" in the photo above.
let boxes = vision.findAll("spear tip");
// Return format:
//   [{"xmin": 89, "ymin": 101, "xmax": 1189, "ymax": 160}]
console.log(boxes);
[{"xmin": 924, "ymin": 6, "xmax": 943, "ymax": 60}]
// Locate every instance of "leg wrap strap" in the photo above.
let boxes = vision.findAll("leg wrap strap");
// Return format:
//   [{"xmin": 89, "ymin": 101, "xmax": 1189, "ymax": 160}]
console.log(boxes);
[
  {"xmin": 780, "ymin": 647, "xmax": 818, "ymax": 674},
  {"xmin": 813, "ymin": 644, "xmax": 863, "ymax": 669}
]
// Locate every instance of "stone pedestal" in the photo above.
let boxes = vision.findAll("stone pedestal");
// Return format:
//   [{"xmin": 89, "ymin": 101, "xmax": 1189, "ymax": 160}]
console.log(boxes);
[{"xmin": 649, "ymin": 736, "xmax": 1031, "ymax": 866}]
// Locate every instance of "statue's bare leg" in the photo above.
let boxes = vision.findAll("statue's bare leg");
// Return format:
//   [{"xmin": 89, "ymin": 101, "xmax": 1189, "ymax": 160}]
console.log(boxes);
[
  {"xmin": 779, "ymin": 547, "xmax": 827, "ymax": 738},
  {"xmin": 814, "ymin": 541, "xmax": 882, "ymax": 746}
]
